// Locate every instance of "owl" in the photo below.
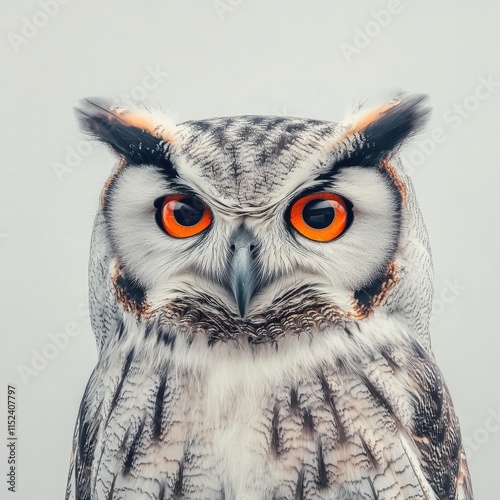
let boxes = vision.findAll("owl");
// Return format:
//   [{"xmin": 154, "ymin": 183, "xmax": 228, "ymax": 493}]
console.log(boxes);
[{"xmin": 66, "ymin": 95, "xmax": 473, "ymax": 500}]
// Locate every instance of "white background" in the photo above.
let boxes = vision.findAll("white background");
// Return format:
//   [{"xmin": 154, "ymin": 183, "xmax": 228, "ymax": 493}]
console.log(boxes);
[{"xmin": 1, "ymin": 1, "xmax": 499, "ymax": 498}]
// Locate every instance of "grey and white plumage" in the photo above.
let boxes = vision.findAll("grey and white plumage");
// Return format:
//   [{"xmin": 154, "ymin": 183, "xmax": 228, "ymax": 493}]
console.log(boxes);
[{"xmin": 66, "ymin": 96, "xmax": 473, "ymax": 499}]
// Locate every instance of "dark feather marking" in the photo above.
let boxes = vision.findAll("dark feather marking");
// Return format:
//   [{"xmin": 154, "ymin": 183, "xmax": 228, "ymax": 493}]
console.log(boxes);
[
  {"xmin": 77, "ymin": 420, "xmax": 92, "ymax": 464},
  {"xmin": 161, "ymin": 326, "xmax": 177, "ymax": 349},
  {"xmin": 335, "ymin": 358, "xmax": 349, "ymax": 375},
  {"xmin": 359, "ymin": 434, "xmax": 379, "ymax": 471},
  {"xmin": 302, "ymin": 408, "xmax": 314, "ymax": 434},
  {"xmin": 158, "ymin": 482, "xmax": 166, "ymax": 500},
  {"xmin": 107, "ymin": 474, "xmax": 117, "ymax": 500},
  {"xmin": 361, "ymin": 376, "xmax": 395, "ymax": 416},
  {"xmin": 119, "ymin": 428, "xmax": 130, "ymax": 453},
  {"xmin": 411, "ymin": 341, "xmax": 427, "ymax": 360},
  {"xmin": 450, "ymin": 436, "xmax": 461, "ymax": 462},
  {"xmin": 123, "ymin": 418, "xmax": 145, "ymax": 475},
  {"xmin": 156, "ymin": 328, "xmax": 163, "ymax": 344},
  {"xmin": 442, "ymin": 472, "xmax": 452, "ymax": 496},
  {"xmin": 114, "ymin": 272, "xmax": 147, "ymax": 313},
  {"xmin": 219, "ymin": 485, "xmax": 225, "ymax": 500},
  {"xmin": 153, "ymin": 376, "xmax": 167, "ymax": 440},
  {"xmin": 290, "ymin": 387, "xmax": 299, "ymax": 411},
  {"xmin": 117, "ymin": 320, "xmax": 125, "ymax": 340},
  {"xmin": 318, "ymin": 372, "xmax": 347, "ymax": 444},
  {"xmin": 76, "ymin": 421, "xmax": 94, "ymax": 500},
  {"xmin": 367, "ymin": 477, "xmax": 379, "ymax": 499},
  {"xmin": 316, "ymin": 441, "xmax": 328, "ymax": 488},
  {"xmin": 270, "ymin": 402, "xmax": 281, "ymax": 456},
  {"xmin": 353, "ymin": 262, "xmax": 396, "ymax": 316},
  {"xmin": 430, "ymin": 384, "xmax": 444, "ymax": 422},
  {"xmin": 75, "ymin": 372, "xmax": 101, "ymax": 500},
  {"xmin": 380, "ymin": 348, "xmax": 400, "ymax": 372},
  {"xmin": 106, "ymin": 349, "xmax": 134, "ymax": 426},
  {"xmin": 295, "ymin": 467, "xmax": 305, "ymax": 500},
  {"xmin": 173, "ymin": 458, "xmax": 184, "ymax": 497},
  {"xmin": 144, "ymin": 321, "xmax": 156, "ymax": 339}
]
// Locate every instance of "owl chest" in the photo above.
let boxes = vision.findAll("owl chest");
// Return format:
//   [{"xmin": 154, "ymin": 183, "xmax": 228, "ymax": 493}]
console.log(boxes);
[{"xmin": 91, "ymin": 348, "xmax": 429, "ymax": 499}]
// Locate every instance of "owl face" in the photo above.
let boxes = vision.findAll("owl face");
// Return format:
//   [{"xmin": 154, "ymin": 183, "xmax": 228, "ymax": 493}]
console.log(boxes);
[{"xmin": 78, "ymin": 98, "xmax": 429, "ymax": 327}]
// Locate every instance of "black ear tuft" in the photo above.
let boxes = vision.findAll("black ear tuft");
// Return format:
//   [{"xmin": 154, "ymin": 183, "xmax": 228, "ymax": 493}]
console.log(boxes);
[
  {"xmin": 74, "ymin": 98, "xmax": 176, "ymax": 173},
  {"xmin": 338, "ymin": 94, "xmax": 431, "ymax": 167}
]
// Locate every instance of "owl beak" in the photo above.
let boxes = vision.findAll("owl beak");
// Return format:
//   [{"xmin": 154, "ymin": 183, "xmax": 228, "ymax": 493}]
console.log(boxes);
[{"xmin": 228, "ymin": 229, "xmax": 258, "ymax": 318}]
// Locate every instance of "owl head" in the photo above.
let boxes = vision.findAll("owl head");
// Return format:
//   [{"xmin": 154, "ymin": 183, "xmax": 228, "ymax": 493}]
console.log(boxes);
[{"xmin": 77, "ymin": 96, "xmax": 432, "ymax": 347}]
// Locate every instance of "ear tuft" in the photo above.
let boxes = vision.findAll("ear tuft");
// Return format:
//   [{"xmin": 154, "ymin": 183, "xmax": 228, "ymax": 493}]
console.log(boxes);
[
  {"xmin": 74, "ymin": 98, "xmax": 176, "ymax": 170},
  {"xmin": 339, "ymin": 94, "xmax": 431, "ymax": 166}
]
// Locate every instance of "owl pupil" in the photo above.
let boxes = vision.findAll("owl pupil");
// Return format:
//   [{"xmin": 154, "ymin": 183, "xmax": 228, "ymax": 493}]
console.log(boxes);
[
  {"xmin": 302, "ymin": 199, "xmax": 335, "ymax": 229},
  {"xmin": 173, "ymin": 198, "xmax": 204, "ymax": 226}
]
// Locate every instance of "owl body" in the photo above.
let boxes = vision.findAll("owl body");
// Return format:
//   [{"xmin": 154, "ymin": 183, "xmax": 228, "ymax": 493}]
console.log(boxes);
[{"xmin": 66, "ymin": 100, "xmax": 473, "ymax": 499}]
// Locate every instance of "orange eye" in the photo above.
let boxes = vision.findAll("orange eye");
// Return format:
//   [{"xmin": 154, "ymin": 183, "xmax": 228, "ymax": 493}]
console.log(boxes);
[
  {"xmin": 289, "ymin": 193, "xmax": 350, "ymax": 242},
  {"xmin": 159, "ymin": 195, "xmax": 212, "ymax": 238}
]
